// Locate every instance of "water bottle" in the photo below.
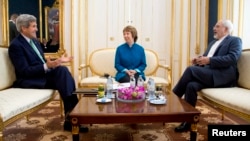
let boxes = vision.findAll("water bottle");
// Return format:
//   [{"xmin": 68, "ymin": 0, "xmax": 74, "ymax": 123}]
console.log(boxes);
[
  {"xmin": 137, "ymin": 75, "xmax": 144, "ymax": 87},
  {"xmin": 106, "ymin": 76, "xmax": 113, "ymax": 98},
  {"xmin": 147, "ymin": 78, "xmax": 155, "ymax": 100},
  {"xmin": 130, "ymin": 75, "xmax": 136, "ymax": 88}
]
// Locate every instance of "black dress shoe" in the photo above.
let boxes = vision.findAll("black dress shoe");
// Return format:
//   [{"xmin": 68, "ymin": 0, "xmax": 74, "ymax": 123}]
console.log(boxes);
[
  {"xmin": 64, "ymin": 121, "xmax": 89, "ymax": 132},
  {"xmin": 174, "ymin": 122, "xmax": 191, "ymax": 132}
]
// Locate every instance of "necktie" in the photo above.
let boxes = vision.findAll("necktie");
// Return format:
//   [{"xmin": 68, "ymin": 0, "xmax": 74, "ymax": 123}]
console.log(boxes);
[{"xmin": 29, "ymin": 40, "xmax": 45, "ymax": 63}]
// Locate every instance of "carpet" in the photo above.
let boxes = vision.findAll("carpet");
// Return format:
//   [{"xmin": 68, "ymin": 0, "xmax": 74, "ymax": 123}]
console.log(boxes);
[{"xmin": 3, "ymin": 99, "xmax": 249, "ymax": 141}]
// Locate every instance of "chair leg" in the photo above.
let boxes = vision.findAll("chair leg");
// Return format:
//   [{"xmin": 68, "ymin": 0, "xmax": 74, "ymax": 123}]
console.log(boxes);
[
  {"xmin": 221, "ymin": 109, "xmax": 225, "ymax": 120},
  {"xmin": 0, "ymin": 125, "xmax": 3, "ymax": 141},
  {"xmin": 0, "ymin": 132, "xmax": 3, "ymax": 141},
  {"xmin": 60, "ymin": 98, "xmax": 64, "ymax": 118},
  {"xmin": 77, "ymin": 94, "xmax": 82, "ymax": 100},
  {"xmin": 25, "ymin": 115, "xmax": 30, "ymax": 121}
]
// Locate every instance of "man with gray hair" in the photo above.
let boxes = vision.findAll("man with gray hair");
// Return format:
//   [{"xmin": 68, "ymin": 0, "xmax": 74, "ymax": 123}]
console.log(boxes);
[
  {"xmin": 8, "ymin": 14, "xmax": 88, "ymax": 132},
  {"xmin": 173, "ymin": 19, "xmax": 242, "ymax": 132}
]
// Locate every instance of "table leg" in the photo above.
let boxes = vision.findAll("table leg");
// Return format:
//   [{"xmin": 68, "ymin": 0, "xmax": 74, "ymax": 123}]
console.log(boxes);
[
  {"xmin": 190, "ymin": 130, "xmax": 197, "ymax": 141},
  {"xmin": 190, "ymin": 115, "xmax": 200, "ymax": 141},
  {"xmin": 71, "ymin": 117, "xmax": 80, "ymax": 141}
]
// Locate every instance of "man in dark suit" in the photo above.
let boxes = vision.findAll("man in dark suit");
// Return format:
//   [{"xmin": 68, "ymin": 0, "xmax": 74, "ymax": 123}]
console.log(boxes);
[
  {"xmin": 8, "ymin": 14, "xmax": 87, "ymax": 132},
  {"xmin": 9, "ymin": 13, "xmax": 19, "ymax": 42},
  {"xmin": 173, "ymin": 19, "xmax": 242, "ymax": 132}
]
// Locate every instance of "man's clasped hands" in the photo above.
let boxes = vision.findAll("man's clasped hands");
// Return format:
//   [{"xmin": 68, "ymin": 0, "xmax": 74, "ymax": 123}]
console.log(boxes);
[{"xmin": 46, "ymin": 53, "xmax": 73, "ymax": 69}]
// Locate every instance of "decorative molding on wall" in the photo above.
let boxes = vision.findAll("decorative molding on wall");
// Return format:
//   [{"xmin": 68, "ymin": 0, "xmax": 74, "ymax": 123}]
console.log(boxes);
[
  {"xmin": 238, "ymin": 0, "xmax": 243, "ymax": 38},
  {"xmin": 204, "ymin": 0, "xmax": 209, "ymax": 51},
  {"xmin": 195, "ymin": 0, "xmax": 200, "ymax": 55},
  {"xmin": 66, "ymin": 0, "xmax": 212, "ymax": 88},
  {"xmin": 0, "ymin": 0, "xmax": 8, "ymax": 47}
]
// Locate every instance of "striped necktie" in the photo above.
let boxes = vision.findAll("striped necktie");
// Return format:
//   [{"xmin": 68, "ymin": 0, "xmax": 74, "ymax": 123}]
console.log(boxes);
[{"xmin": 29, "ymin": 40, "xmax": 45, "ymax": 63}]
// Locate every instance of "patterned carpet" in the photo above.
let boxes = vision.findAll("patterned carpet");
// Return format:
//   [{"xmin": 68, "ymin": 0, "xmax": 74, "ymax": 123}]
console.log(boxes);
[{"xmin": 3, "ymin": 99, "xmax": 249, "ymax": 141}]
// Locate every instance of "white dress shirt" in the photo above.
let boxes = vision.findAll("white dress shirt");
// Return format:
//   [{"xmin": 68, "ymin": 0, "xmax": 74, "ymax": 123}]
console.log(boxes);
[{"xmin": 207, "ymin": 35, "xmax": 227, "ymax": 57}]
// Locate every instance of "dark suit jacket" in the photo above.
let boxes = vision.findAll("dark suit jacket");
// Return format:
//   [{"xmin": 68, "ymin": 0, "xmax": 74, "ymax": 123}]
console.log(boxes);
[
  {"xmin": 8, "ymin": 34, "xmax": 47, "ymax": 88},
  {"xmin": 203, "ymin": 35, "xmax": 242, "ymax": 87},
  {"xmin": 9, "ymin": 21, "xmax": 19, "ymax": 42}
]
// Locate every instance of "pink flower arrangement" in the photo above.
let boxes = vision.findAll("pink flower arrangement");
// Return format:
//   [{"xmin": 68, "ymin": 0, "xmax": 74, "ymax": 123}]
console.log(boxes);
[{"xmin": 117, "ymin": 86, "xmax": 145, "ymax": 101}]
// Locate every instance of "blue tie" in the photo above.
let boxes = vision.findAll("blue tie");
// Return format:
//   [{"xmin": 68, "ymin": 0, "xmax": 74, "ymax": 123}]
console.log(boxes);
[{"xmin": 29, "ymin": 40, "xmax": 45, "ymax": 63}]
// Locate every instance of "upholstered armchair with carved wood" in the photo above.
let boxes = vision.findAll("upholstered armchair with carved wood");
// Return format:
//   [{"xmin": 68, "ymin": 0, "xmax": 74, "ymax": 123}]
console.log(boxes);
[{"xmin": 78, "ymin": 48, "xmax": 172, "ymax": 91}]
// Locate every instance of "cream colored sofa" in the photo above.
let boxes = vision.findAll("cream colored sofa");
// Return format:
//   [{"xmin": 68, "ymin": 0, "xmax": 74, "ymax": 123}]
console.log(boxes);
[
  {"xmin": 78, "ymin": 48, "xmax": 172, "ymax": 91},
  {"xmin": 199, "ymin": 49, "xmax": 250, "ymax": 122},
  {"xmin": 0, "ymin": 47, "xmax": 56, "ymax": 140}
]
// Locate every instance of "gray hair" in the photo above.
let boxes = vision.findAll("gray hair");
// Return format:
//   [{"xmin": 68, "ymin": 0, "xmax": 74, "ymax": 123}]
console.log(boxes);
[
  {"xmin": 16, "ymin": 14, "xmax": 36, "ymax": 32},
  {"xmin": 221, "ymin": 20, "xmax": 234, "ymax": 34}
]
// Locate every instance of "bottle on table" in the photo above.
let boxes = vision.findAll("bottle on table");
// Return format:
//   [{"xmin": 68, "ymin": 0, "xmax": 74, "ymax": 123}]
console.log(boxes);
[
  {"xmin": 130, "ymin": 75, "xmax": 136, "ymax": 88},
  {"xmin": 147, "ymin": 78, "xmax": 155, "ymax": 100},
  {"xmin": 106, "ymin": 76, "xmax": 113, "ymax": 98},
  {"xmin": 137, "ymin": 75, "xmax": 144, "ymax": 87}
]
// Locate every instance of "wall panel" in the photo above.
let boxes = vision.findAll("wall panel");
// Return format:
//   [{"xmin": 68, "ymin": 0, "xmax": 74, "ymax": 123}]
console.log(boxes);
[{"xmin": 67, "ymin": 0, "xmax": 209, "ymax": 88}]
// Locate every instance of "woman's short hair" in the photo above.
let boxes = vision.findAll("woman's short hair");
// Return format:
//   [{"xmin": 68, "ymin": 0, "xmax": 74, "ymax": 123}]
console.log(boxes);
[
  {"xmin": 123, "ymin": 25, "xmax": 138, "ymax": 42},
  {"xmin": 16, "ymin": 14, "xmax": 36, "ymax": 32}
]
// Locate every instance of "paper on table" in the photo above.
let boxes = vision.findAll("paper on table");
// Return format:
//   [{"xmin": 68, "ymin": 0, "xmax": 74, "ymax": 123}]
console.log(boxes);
[{"xmin": 112, "ymin": 82, "xmax": 130, "ymax": 89}]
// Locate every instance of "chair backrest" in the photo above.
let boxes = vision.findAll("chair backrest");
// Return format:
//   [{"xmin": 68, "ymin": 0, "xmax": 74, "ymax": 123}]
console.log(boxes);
[
  {"xmin": 88, "ymin": 48, "xmax": 159, "ymax": 77},
  {"xmin": 89, "ymin": 48, "xmax": 117, "ymax": 76},
  {"xmin": 144, "ymin": 49, "xmax": 159, "ymax": 75},
  {"xmin": 0, "ymin": 48, "xmax": 16, "ymax": 90},
  {"xmin": 237, "ymin": 49, "xmax": 250, "ymax": 89}
]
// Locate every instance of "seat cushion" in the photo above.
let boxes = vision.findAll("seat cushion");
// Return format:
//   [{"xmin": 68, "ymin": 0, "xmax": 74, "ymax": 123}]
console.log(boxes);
[
  {"xmin": 200, "ymin": 87, "xmax": 250, "ymax": 115},
  {"xmin": 0, "ymin": 88, "xmax": 54, "ymax": 122},
  {"xmin": 80, "ymin": 76, "xmax": 169, "ymax": 88}
]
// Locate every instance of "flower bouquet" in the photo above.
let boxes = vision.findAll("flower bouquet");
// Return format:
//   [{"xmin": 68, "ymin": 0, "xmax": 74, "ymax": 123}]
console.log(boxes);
[{"xmin": 116, "ymin": 86, "xmax": 146, "ymax": 103}]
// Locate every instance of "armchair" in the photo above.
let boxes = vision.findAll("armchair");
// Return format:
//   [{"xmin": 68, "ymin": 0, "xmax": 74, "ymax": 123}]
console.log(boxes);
[{"xmin": 78, "ymin": 48, "xmax": 172, "ymax": 91}]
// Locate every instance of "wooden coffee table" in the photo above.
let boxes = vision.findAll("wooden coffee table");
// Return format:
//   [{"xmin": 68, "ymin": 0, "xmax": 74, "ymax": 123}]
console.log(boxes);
[{"xmin": 69, "ymin": 91, "xmax": 200, "ymax": 141}]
